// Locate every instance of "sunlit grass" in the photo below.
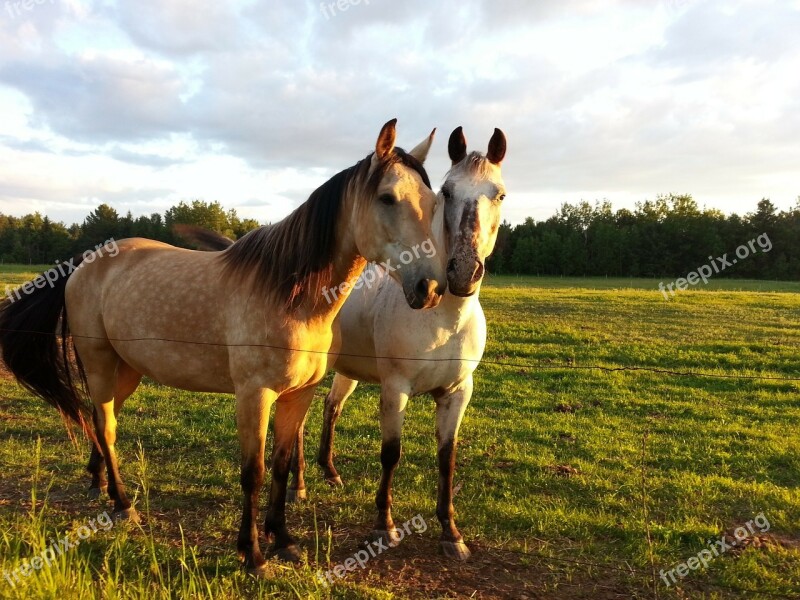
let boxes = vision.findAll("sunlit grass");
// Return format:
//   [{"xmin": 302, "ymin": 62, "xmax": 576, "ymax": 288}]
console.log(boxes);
[{"xmin": 0, "ymin": 270, "xmax": 798, "ymax": 598}]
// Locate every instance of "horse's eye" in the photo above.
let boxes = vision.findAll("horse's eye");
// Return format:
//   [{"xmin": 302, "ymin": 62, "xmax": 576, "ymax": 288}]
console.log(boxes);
[
  {"xmin": 442, "ymin": 188, "xmax": 452, "ymax": 200},
  {"xmin": 498, "ymin": 194, "xmax": 506, "ymax": 202},
  {"xmin": 379, "ymin": 194, "xmax": 396, "ymax": 206}
]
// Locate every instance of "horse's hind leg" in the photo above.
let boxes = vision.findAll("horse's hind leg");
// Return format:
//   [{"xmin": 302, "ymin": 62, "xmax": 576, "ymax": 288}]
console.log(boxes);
[
  {"xmin": 87, "ymin": 362, "xmax": 142, "ymax": 499},
  {"xmin": 86, "ymin": 411, "xmax": 106, "ymax": 498},
  {"xmin": 316, "ymin": 374, "xmax": 358, "ymax": 486},
  {"xmin": 82, "ymin": 347, "xmax": 139, "ymax": 522}
]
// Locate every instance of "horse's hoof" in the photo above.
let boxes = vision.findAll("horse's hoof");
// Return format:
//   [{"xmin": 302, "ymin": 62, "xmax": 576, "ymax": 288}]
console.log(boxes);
[
  {"xmin": 113, "ymin": 508, "xmax": 141, "ymax": 524},
  {"xmin": 87, "ymin": 485, "xmax": 107, "ymax": 500},
  {"xmin": 272, "ymin": 544, "xmax": 302, "ymax": 563},
  {"xmin": 367, "ymin": 529, "xmax": 401, "ymax": 548},
  {"xmin": 286, "ymin": 488, "xmax": 307, "ymax": 503},
  {"xmin": 245, "ymin": 563, "xmax": 270, "ymax": 578},
  {"xmin": 441, "ymin": 540, "xmax": 471, "ymax": 560},
  {"xmin": 325, "ymin": 475, "xmax": 343, "ymax": 487}
]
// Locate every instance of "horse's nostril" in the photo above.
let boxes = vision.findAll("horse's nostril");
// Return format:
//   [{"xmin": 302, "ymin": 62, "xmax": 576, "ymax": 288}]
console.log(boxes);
[
  {"xmin": 472, "ymin": 261, "xmax": 485, "ymax": 283},
  {"xmin": 416, "ymin": 278, "xmax": 436, "ymax": 299},
  {"xmin": 447, "ymin": 259, "xmax": 457, "ymax": 273}
]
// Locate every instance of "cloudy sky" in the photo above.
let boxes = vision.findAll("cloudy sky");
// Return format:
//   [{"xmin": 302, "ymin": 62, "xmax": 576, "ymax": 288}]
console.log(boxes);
[{"xmin": 0, "ymin": 0, "xmax": 798, "ymax": 227}]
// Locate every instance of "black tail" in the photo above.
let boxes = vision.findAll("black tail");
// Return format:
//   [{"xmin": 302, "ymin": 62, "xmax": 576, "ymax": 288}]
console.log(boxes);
[
  {"xmin": 172, "ymin": 224, "xmax": 234, "ymax": 252},
  {"xmin": 0, "ymin": 259, "xmax": 91, "ymax": 436}
]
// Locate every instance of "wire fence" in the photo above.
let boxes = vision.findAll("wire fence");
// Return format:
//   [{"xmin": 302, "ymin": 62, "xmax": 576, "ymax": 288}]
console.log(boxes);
[{"xmin": 2, "ymin": 328, "xmax": 800, "ymax": 383}]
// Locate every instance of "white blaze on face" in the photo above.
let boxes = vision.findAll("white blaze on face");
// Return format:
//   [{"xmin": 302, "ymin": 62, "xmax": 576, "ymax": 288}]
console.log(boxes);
[{"xmin": 444, "ymin": 157, "xmax": 506, "ymax": 292}]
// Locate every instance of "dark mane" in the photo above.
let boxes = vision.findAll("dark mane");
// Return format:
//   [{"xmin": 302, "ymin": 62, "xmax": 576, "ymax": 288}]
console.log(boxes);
[{"xmin": 221, "ymin": 148, "xmax": 430, "ymax": 311}]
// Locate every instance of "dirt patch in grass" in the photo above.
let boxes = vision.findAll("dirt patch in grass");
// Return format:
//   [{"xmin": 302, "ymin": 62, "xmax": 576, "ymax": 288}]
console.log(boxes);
[
  {"xmin": 305, "ymin": 521, "xmax": 645, "ymax": 599},
  {"xmin": 218, "ymin": 501, "xmax": 650, "ymax": 600},
  {"xmin": 133, "ymin": 499, "xmax": 648, "ymax": 599}
]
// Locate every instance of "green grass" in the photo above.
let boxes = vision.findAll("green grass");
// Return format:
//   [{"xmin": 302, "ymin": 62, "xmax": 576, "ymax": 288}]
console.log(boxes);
[
  {"xmin": 0, "ymin": 265, "xmax": 52, "ymax": 274},
  {"xmin": 1, "ymin": 267, "xmax": 799, "ymax": 598},
  {"xmin": 485, "ymin": 274, "xmax": 800, "ymax": 293}
]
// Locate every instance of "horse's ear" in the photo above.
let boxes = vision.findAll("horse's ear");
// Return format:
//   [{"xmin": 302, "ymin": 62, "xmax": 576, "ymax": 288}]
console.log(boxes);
[
  {"xmin": 409, "ymin": 128, "xmax": 436, "ymax": 164},
  {"xmin": 375, "ymin": 118, "xmax": 398, "ymax": 160},
  {"xmin": 448, "ymin": 126, "xmax": 467, "ymax": 165},
  {"xmin": 487, "ymin": 128, "xmax": 507, "ymax": 165}
]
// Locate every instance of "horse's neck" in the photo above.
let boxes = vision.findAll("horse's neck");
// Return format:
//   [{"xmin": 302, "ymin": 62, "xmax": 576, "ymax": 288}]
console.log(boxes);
[
  {"xmin": 327, "ymin": 252, "xmax": 368, "ymax": 316},
  {"xmin": 304, "ymin": 195, "xmax": 367, "ymax": 322},
  {"xmin": 439, "ymin": 284, "xmax": 483, "ymax": 320}
]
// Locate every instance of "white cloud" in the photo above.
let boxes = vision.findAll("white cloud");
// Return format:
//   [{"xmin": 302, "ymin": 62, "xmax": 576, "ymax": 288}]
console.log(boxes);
[
  {"xmin": 111, "ymin": 0, "xmax": 242, "ymax": 56},
  {"xmin": 0, "ymin": 0, "xmax": 797, "ymax": 227}
]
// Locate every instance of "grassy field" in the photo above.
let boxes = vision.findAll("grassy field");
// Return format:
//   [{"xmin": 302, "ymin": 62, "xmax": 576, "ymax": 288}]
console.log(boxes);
[
  {"xmin": 0, "ymin": 266, "xmax": 799, "ymax": 599},
  {"xmin": 486, "ymin": 274, "xmax": 800, "ymax": 293}
]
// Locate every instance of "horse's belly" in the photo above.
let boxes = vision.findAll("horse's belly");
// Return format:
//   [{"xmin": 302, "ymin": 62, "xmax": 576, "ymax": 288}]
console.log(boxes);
[
  {"xmin": 333, "ymin": 352, "xmax": 380, "ymax": 383},
  {"xmin": 115, "ymin": 341, "xmax": 235, "ymax": 393}
]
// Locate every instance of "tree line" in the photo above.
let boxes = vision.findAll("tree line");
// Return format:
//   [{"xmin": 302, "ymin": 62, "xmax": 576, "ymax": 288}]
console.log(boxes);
[
  {"xmin": 0, "ymin": 201, "xmax": 259, "ymax": 266},
  {"xmin": 1, "ymin": 195, "xmax": 798, "ymax": 280},
  {"xmin": 488, "ymin": 195, "xmax": 800, "ymax": 280}
]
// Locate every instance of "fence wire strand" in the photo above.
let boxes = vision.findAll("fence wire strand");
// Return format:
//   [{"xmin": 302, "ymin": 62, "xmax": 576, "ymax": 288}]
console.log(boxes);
[{"xmin": 1, "ymin": 328, "xmax": 799, "ymax": 383}]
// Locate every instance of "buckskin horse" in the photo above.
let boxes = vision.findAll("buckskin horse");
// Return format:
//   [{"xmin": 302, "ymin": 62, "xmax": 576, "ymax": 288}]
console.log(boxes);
[{"xmin": 0, "ymin": 119, "xmax": 447, "ymax": 575}]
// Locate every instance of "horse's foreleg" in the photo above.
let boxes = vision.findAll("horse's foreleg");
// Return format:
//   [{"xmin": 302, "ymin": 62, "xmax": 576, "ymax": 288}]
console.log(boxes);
[
  {"xmin": 287, "ymin": 412, "xmax": 308, "ymax": 503},
  {"xmin": 371, "ymin": 382, "xmax": 409, "ymax": 546},
  {"xmin": 87, "ymin": 362, "xmax": 142, "ymax": 499},
  {"xmin": 265, "ymin": 387, "xmax": 314, "ymax": 562},
  {"xmin": 434, "ymin": 377, "xmax": 473, "ymax": 560},
  {"xmin": 317, "ymin": 374, "xmax": 358, "ymax": 486},
  {"xmin": 235, "ymin": 387, "xmax": 275, "ymax": 575}
]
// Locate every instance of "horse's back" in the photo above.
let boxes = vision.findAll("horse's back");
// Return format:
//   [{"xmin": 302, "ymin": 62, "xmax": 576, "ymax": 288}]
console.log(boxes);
[
  {"xmin": 65, "ymin": 237, "xmax": 236, "ymax": 392},
  {"xmin": 67, "ymin": 237, "xmax": 221, "ymax": 305}
]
